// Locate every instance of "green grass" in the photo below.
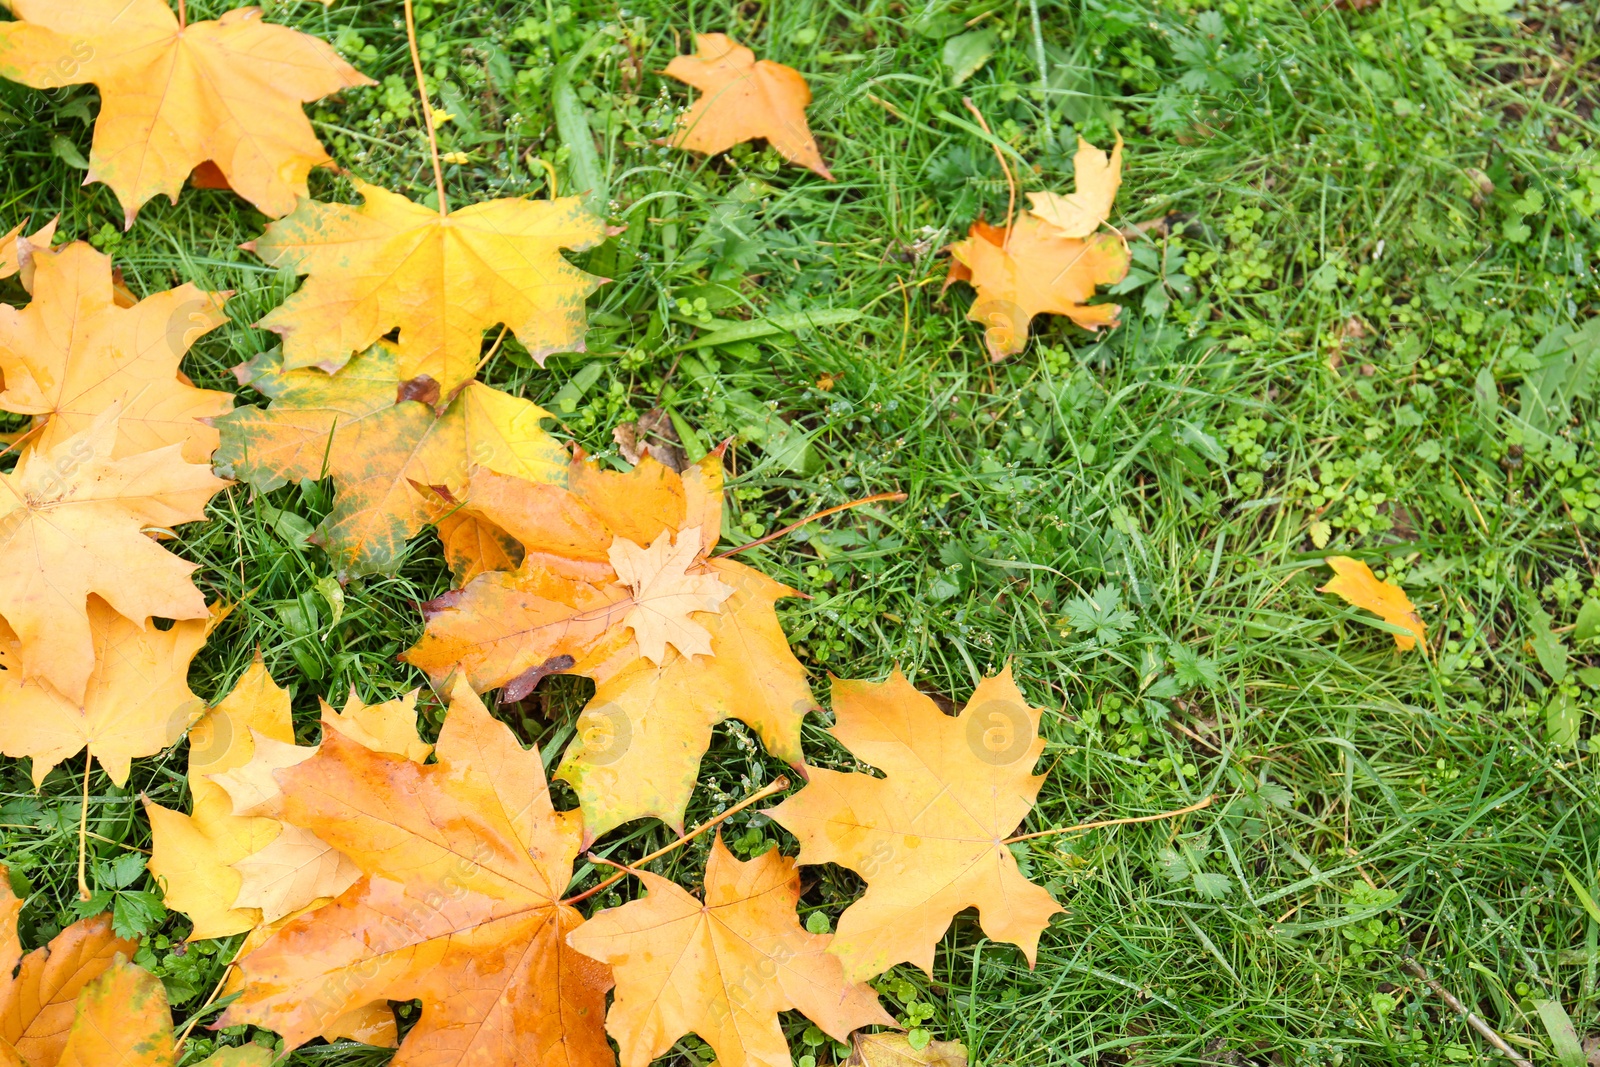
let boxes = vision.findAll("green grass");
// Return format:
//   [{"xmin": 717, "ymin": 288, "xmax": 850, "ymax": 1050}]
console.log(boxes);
[{"xmin": 3, "ymin": 0, "xmax": 1600, "ymax": 1064}]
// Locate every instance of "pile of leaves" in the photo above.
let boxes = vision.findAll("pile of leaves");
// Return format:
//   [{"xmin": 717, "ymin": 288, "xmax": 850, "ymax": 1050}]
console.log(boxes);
[{"xmin": 0, "ymin": 3, "xmax": 1456, "ymax": 1066}]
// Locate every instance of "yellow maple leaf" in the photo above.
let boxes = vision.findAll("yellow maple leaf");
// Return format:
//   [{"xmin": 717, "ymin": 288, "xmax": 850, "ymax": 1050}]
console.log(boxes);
[
  {"xmin": 0, "ymin": 407, "xmax": 228, "ymax": 704},
  {"xmin": 663, "ymin": 33, "xmax": 833, "ymax": 179},
  {"xmin": 146, "ymin": 657, "xmax": 299, "ymax": 939},
  {"xmin": 767, "ymin": 667, "xmax": 1062, "ymax": 982},
  {"xmin": 0, "ymin": 242, "xmax": 232, "ymax": 462},
  {"xmin": 246, "ymin": 180, "xmax": 608, "ymax": 391},
  {"xmin": 0, "ymin": 599, "xmax": 210, "ymax": 786},
  {"xmin": 567, "ymin": 836, "xmax": 893, "ymax": 1067},
  {"xmin": 1025, "ymin": 133, "xmax": 1124, "ymax": 238},
  {"xmin": 1318, "ymin": 556, "xmax": 1427, "ymax": 651},
  {"xmin": 0, "ymin": 0, "xmax": 372, "ymax": 225},
  {"xmin": 945, "ymin": 215, "xmax": 1129, "ymax": 361}
]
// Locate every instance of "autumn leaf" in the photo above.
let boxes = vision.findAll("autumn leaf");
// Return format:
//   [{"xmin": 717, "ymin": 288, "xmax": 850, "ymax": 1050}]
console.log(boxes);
[
  {"xmin": 0, "ymin": 218, "xmax": 57, "ymax": 282},
  {"xmin": 220, "ymin": 678, "xmax": 614, "ymax": 1067},
  {"xmin": 766, "ymin": 668, "xmax": 1062, "ymax": 982},
  {"xmin": 0, "ymin": 242, "xmax": 232, "ymax": 463},
  {"xmin": 404, "ymin": 453, "xmax": 813, "ymax": 841},
  {"xmin": 0, "ymin": 881, "xmax": 137, "ymax": 1067},
  {"xmin": 0, "ymin": 599, "xmax": 210, "ymax": 787},
  {"xmin": 663, "ymin": 34, "xmax": 833, "ymax": 180},
  {"xmin": 1317, "ymin": 556, "xmax": 1427, "ymax": 651},
  {"xmin": 0, "ymin": 1, "xmax": 372, "ymax": 226},
  {"xmin": 847, "ymin": 1033, "xmax": 968, "ymax": 1067},
  {"xmin": 1026, "ymin": 134, "xmax": 1123, "ymax": 239},
  {"xmin": 149, "ymin": 669, "xmax": 436, "ymax": 938},
  {"xmin": 246, "ymin": 180, "xmax": 607, "ymax": 390},
  {"xmin": 146, "ymin": 657, "xmax": 298, "ymax": 939},
  {"xmin": 41, "ymin": 953, "xmax": 273, "ymax": 1067},
  {"xmin": 945, "ymin": 215, "xmax": 1128, "ymax": 361},
  {"xmin": 567, "ymin": 835, "xmax": 893, "ymax": 1067},
  {"xmin": 0, "ymin": 408, "xmax": 228, "ymax": 705},
  {"xmin": 213, "ymin": 342, "xmax": 567, "ymax": 577}
]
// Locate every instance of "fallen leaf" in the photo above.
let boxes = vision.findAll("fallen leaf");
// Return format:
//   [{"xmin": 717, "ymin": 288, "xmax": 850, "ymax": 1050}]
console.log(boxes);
[
  {"xmin": 1026, "ymin": 133, "xmax": 1124, "ymax": 238},
  {"xmin": 945, "ymin": 215, "xmax": 1128, "ymax": 361},
  {"xmin": 0, "ymin": 599, "xmax": 209, "ymax": 786},
  {"xmin": 247, "ymin": 180, "xmax": 607, "ymax": 390},
  {"xmin": 405, "ymin": 453, "xmax": 812, "ymax": 841},
  {"xmin": 1317, "ymin": 556, "xmax": 1426, "ymax": 651},
  {"xmin": 0, "ymin": 885, "xmax": 137, "ymax": 1067},
  {"xmin": 0, "ymin": 217, "xmax": 57, "ymax": 282},
  {"xmin": 766, "ymin": 667, "xmax": 1062, "ymax": 982},
  {"xmin": 0, "ymin": 242, "xmax": 232, "ymax": 462},
  {"xmin": 0, "ymin": 1, "xmax": 372, "ymax": 225},
  {"xmin": 568, "ymin": 835, "xmax": 894, "ymax": 1067},
  {"xmin": 48, "ymin": 953, "xmax": 272, "ymax": 1067},
  {"xmin": 220, "ymin": 678, "xmax": 614, "ymax": 1067},
  {"xmin": 213, "ymin": 342, "xmax": 567, "ymax": 577},
  {"xmin": 663, "ymin": 34, "xmax": 833, "ymax": 179},
  {"xmin": 607, "ymin": 527, "xmax": 735, "ymax": 662},
  {"xmin": 848, "ymin": 1033, "xmax": 969, "ymax": 1067},
  {"xmin": 146, "ymin": 657, "xmax": 299, "ymax": 939},
  {"xmin": 0, "ymin": 407, "xmax": 228, "ymax": 705}
]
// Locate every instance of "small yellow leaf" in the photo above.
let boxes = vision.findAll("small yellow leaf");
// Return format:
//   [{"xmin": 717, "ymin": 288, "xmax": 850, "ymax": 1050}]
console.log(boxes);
[
  {"xmin": 1026, "ymin": 133, "xmax": 1124, "ymax": 238},
  {"xmin": 1317, "ymin": 556, "xmax": 1426, "ymax": 652}
]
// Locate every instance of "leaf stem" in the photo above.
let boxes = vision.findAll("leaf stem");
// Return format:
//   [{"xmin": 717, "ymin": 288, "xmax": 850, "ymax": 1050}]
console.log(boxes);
[
  {"xmin": 76, "ymin": 749, "xmax": 91, "ymax": 901},
  {"xmin": 176, "ymin": 0, "xmax": 186, "ymax": 30},
  {"xmin": 1399, "ymin": 957, "xmax": 1533, "ymax": 1067},
  {"xmin": 1004, "ymin": 794, "xmax": 1214, "ymax": 845},
  {"xmin": 962, "ymin": 97, "xmax": 1015, "ymax": 234},
  {"xmin": 563, "ymin": 776, "xmax": 791, "ymax": 906},
  {"xmin": 712, "ymin": 492, "xmax": 907, "ymax": 561},
  {"xmin": 402, "ymin": 0, "xmax": 449, "ymax": 216}
]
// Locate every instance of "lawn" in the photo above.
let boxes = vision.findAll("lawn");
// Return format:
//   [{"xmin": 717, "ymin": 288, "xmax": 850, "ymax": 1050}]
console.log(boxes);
[{"xmin": 2, "ymin": 0, "xmax": 1599, "ymax": 1065}]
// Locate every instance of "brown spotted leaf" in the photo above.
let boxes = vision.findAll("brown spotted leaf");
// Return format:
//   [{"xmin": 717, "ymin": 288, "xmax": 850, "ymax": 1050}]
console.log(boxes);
[{"xmin": 213, "ymin": 342, "xmax": 566, "ymax": 577}]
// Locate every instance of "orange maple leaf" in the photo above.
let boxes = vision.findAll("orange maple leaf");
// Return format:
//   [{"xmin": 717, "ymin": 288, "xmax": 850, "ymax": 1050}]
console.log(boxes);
[
  {"xmin": 567, "ymin": 836, "xmax": 894, "ymax": 1067},
  {"xmin": 404, "ymin": 453, "xmax": 813, "ymax": 841},
  {"xmin": 663, "ymin": 33, "xmax": 833, "ymax": 179},
  {"xmin": 1318, "ymin": 556, "xmax": 1427, "ymax": 651},
  {"xmin": 767, "ymin": 668, "xmax": 1063, "ymax": 982},
  {"xmin": 0, "ymin": 243, "xmax": 232, "ymax": 462},
  {"xmin": 0, "ymin": 1, "xmax": 372, "ymax": 225},
  {"xmin": 0, "ymin": 408, "xmax": 227, "ymax": 704},
  {"xmin": 213, "ymin": 342, "xmax": 568, "ymax": 577},
  {"xmin": 246, "ymin": 181, "xmax": 608, "ymax": 391},
  {"xmin": 220, "ymin": 680, "xmax": 613, "ymax": 1067},
  {"xmin": 945, "ymin": 215, "xmax": 1128, "ymax": 361},
  {"xmin": 0, "ymin": 879, "xmax": 137, "ymax": 1067}
]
